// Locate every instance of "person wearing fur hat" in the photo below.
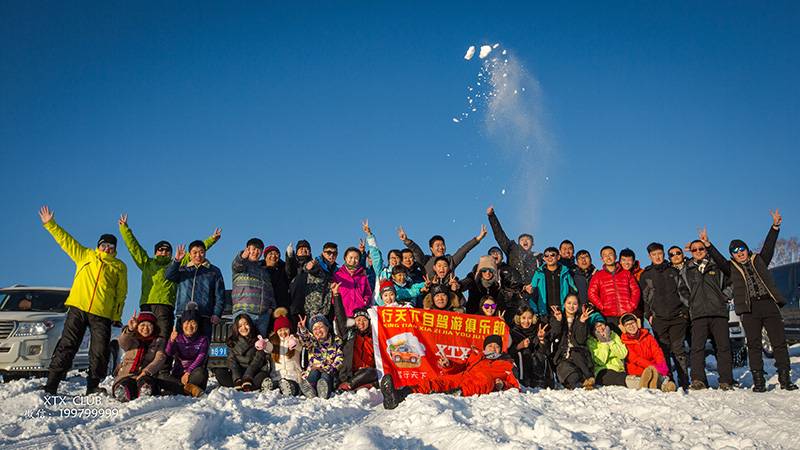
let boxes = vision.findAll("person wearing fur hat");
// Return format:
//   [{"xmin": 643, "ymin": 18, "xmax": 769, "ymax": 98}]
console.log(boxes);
[
  {"xmin": 113, "ymin": 311, "xmax": 166, "ymax": 402},
  {"xmin": 618, "ymin": 313, "xmax": 676, "ymax": 392},
  {"xmin": 296, "ymin": 309, "xmax": 344, "ymax": 399},
  {"xmin": 38, "ymin": 206, "xmax": 128, "ymax": 396},
  {"xmin": 699, "ymin": 208, "xmax": 797, "ymax": 392},
  {"xmin": 214, "ymin": 314, "xmax": 272, "ymax": 392},
  {"xmin": 423, "ymin": 283, "xmax": 465, "ymax": 314},
  {"xmin": 380, "ymin": 334, "xmax": 519, "ymax": 410},
  {"xmin": 332, "ymin": 283, "xmax": 378, "ymax": 391},
  {"xmin": 509, "ymin": 305, "xmax": 553, "ymax": 388},
  {"xmin": 255, "ymin": 308, "xmax": 302, "ymax": 395},
  {"xmin": 158, "ymin": 303, "xmax": 209, "ymax": 398},
  {"xmin": 461, "ymin": 255, "xmax": 522, "ymax": 321}
]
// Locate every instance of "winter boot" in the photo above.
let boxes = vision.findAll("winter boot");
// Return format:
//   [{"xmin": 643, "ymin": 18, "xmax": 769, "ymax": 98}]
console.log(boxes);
[
  {"xmin": 660, "ymin": 379, "xmax": 677, "ymax": 392},
  {"xmin": 316, "ymin": 378, "xmax": 331, "ymax": 399},
  {"xmin": 582, "ymin": 377, "xmax": 595, "ymax": 391},
  {"xmin": 86, "ymin": 378, "xmax": 106, "ymax": 395},
  {"xmin": 300, "ymin": 379, "xmax": 317, "ymax": 398},
  {"xmin": 778, "ymin": 370, "xmax": 798, "ymax": 391},
  {"xmin": 752, "ymin": 370, "xmax": 767, "ymax": 393},
  {"xmin": 640, "ymin": 366, "xmax": 658, "ymax": 389},
  {"xmin": 261, "ymin": 378, "xmax": 274, "ymax": 392},
  {"xmin": 674, "ymin": 355, "xmax": 690, "ymax": 390},
  {"xmin": 138, "ymin": 381, "xmax": 154, "ymax": 397},
  {"xmin": 443, "ymin": 387, "xmax": 463, "ymax": 396},
  {"xmin": 279, "ymin": 379, "xmax": 298, "ymax": 396},
  {"xmin": 689, "ymin": 380, "xmax": 707, "ymax": 391},
  {"xmin": 114, "ymin": 384, "xmax": 133, "ymax": 402},
  {"xmin": 625, "ymin": 375, "xmax": 642, "ymax": 389},
  {"xmin": 380, "ymin": 375, "xmax": 412, "ymax": 410},
  {"xmin": 184, "ymin": 383, "xmax": 204, "ymax": 398}
]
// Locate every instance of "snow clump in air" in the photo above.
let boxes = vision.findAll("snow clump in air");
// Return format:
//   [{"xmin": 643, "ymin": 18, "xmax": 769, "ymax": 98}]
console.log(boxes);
[
  {"xmin": 464, "ymin": 46, "xmax": 476, "ymax": 60},
  {"xmin": 479, "ymin": 45, "xmax": 493, "ymax": 59}
]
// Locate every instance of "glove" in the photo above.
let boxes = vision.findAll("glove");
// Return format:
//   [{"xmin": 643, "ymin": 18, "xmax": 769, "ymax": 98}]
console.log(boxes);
[
  {"xmin": 286, "ymin": 243, "xmax": 294, "ymax": 258},
  {"xmin": 255, "ymin": 335, "xmax": 272, "ymax": 352},
  {"xmin": 285, "ymin": 335, "xmax": 298, "ymax": 351},
  {"xmin": 654, "ymin": 361, "xmax": 669, "ymax": 376}
]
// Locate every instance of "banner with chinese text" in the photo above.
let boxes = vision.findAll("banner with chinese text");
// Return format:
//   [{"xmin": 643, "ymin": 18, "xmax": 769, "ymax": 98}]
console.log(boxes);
[{"xmin": 369, "ymin": 307, "xmax": 509, "ymax": 387}]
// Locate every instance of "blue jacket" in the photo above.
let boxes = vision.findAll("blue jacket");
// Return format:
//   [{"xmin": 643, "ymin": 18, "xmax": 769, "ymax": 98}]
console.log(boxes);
[
  {"xmin": 529, "ymin": 264, "xmax": 577, "ymax": 314},
  {"xmin": 164, "ymin": 259, "xmax": 225, "ymax": 318}
]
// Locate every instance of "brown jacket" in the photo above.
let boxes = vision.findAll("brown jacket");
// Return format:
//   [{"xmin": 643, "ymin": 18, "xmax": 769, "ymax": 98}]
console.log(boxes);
[{"xmin": 113, "ymin": 327, "xmax": 167, "ymax": 383}]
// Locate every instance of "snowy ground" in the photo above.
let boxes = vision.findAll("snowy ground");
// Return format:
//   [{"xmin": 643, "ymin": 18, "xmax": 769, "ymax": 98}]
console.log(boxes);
[{"xmin": 3, "ymin": 349, "xmax": 800, "ymax": 450}]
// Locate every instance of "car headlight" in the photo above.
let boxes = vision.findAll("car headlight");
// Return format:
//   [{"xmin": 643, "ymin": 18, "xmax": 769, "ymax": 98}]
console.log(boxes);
[{"xmin": 13, "ymin": 322, "xmax": 55, "ymax": 336}]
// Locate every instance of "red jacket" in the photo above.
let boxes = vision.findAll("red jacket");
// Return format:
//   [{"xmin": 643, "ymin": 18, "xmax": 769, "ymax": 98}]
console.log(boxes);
[
  {"xmin": 588, "ymin": 264, "xmax": 641, "ymax": 318},
  {"xmin": 445, "ymin": 349, "xmax": 520, "ymax": 391},
  {"xmin": 353, "ymin": 333, "xmax": 374, "ymax": 370},
  {"xmin": 619, "ymin": 329, "xmax": 665, "ymax": 376}
]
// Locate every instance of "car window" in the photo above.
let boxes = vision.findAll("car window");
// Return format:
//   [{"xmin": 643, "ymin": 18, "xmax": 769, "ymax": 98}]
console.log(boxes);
[
  {"xmin": 770, "ymin": 267, "xmax": 794, "ymax": 301},
  {"xmin": 0, "ymin": 290, "xmax": 69, "ymax": 312}
]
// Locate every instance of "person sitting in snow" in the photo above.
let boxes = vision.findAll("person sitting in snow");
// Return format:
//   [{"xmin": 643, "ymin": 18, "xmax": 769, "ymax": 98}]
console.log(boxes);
[
  {"xmin": 158, "ymin": 303, "xmax": 209, "ymax": 398},
  {"xmin": 618, "ymin": 313, "xmax": 676, "ymax": 392},
  {"xmin": 214, "ymin": 314, "xmax": 272, "ymax": 392},
  {"xmin": 255, "ymin": 308, "xmax": 302, "ymax": 396},
  {"xmin": 509, "ymin": 305, "xmax": 553, "ymax": 389},
  {"xmin": 333, "ymin": 282, "xmax": 377, "ymax": 391},
  {"xmin": 297, "ymin": 312, "xmax": 344, "ymax": 399},
  {"xmin": 549, "ymin": 295, "xmax": 596, "ymax": 390},
  {"xmin": 113, "ymin": 311, "xmax": 166, "ymax": 402},
  {"xmin": 380, "ymin": 334, "xmax": 519, "ymax": 410},
  {"xmin": 588, "ymin": 318, "xmax": 650, "ymax": 390}
]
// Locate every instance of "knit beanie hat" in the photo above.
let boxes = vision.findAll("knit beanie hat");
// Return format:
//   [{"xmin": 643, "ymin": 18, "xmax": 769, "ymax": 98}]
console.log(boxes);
[
  {"xmin": 263, "ymin": 245, "xmax": 280, "ymax": 257},
  {"xmin": 273, "ymin": 307, "xmax": 291, "ymax": 331},
  {"xmin": 154, "ymin": 240, "xmax": 172, "ymax": 253},
  {"xmin": 309, "ymin": 315, "xmax": 330, "ymax": 330},
  {"xmin": 483, "ymin": 334, "xmax": 503, "ymax": 350},
  {"xmin": 137, "ymin": 311, "xmax": 157, "ymax": 325},
  {"xmin": 379, "ymin": 280, "xmax": 396, "ymax": 297},
  {"xmin": 729, "ymin": 239, "xmax": 749, "ymax": 254},
  {"xmin": 97, "ymin": 234, "xmax": 117, "ymax": 248},
  {"xmin": 296, "ymin": 240, "xmax": 311, "ymax": 251},
  {"xmin": 353, "ymin": 308, "xmax": 370, "ymax": 322},
  {"xmin": 181, "ymin": 302, "xmax": 201, "ymax": 324}
]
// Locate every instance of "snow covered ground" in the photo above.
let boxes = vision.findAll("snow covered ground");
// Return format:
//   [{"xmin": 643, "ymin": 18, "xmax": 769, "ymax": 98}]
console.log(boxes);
[{"xmin": 3, "ymin": 349, "xmax": 800, "ymax": 450}]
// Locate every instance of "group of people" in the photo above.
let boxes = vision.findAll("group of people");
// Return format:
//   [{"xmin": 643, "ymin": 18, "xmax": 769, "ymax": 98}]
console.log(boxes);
[{"xmin": 36, "ymin": 204, "xmax": 796, "ymax": 407}]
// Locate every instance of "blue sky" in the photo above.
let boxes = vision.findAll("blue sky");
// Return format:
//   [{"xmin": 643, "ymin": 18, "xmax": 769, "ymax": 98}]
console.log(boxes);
[{"xmin": 2, "ymin": 1, "xmax": 798, "ymax": 321}]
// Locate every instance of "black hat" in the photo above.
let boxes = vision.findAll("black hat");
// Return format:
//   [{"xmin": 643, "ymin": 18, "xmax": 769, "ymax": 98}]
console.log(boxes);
[
  {"xmin": 297, "ymin": 240, "xmax": 311, "ymax": 251},
  {"xmin": 729, "ymin": 239, "xmax": 749, "ymax": 255},
  {"xmin": 483, "ymin": 334, "xmax": 503, "ymax": 350},
  {"xmin": 97, "ymin": 234, "xmax": 117, "ymax": 248},
  {"xmin": 154, "ymin": 240, "xmax": 172, "ymax": 253}
]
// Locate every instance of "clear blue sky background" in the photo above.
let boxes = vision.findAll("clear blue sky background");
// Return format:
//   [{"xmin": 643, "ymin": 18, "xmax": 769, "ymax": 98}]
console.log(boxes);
[{"xmin": 2, "ymin": 1, "xmax": 798, "ymax": 321}]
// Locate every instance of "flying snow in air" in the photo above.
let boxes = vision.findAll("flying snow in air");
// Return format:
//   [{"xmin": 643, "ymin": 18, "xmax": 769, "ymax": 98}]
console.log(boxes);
[
  {"xmin": 453, "ymin": 118, "xmax": 460, "ymax": 123},
  {"xmin": 479, "ymin": 45, "xmax": 493, "ymax": 59},
  {"xmin": 501, "ymin": 189, "xmax": 506, "ymax": 194},
  {"xmin": 464, "ymin": 46, "xmax": 476, "ymax": 60},
  {"xmin": 493, "ymin": 44, "xmax": 500, "ymax": 49}
]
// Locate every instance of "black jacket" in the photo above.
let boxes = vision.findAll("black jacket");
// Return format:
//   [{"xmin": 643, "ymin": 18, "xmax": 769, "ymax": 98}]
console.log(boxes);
[
  {"xmin": 403, "ymin": 237, "xmax": 479, "ymax": 279},
  {"xmin": 487, "ymin": 211, "xmax": 542, "ymax": 284},
  {"xmin": 678, "ymin": 258, "xmax": 732, "ymax": 319},
  {"xmin": 226, "ymin": 337, "xmax": 271, "ymax": 381},
  {"xmin": 573, "ymin": 266, "xmax": 597, "ymax": 306},
  {"xmin": 549, "ymin": 315, "xmax": 591, "ymax": 366},
  {"xmin": 264, "ymin": 260, "xmax": 291, "ymax": 311},
  {"xmin": 707, "ymin": 225, "xmax": 786, "ymax": 314},
  {"xmin": 640, "ymin": 262, "xmax": 685, "ymax": 320},
  {"xmin": 460, "ymin": 263, "xmax": 524, "ymax": 314}
]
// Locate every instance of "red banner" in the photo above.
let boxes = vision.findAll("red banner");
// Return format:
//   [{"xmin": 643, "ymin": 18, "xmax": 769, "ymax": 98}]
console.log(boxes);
[{"xmin": 369, "ymin": 307, "xmax": 509, "ymax": 387}]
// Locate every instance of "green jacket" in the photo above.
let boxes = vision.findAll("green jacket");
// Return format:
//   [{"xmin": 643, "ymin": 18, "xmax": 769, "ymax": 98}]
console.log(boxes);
[
  {"xmin": 119, "ymin": 223, "xmax": 217, "ymax": 307},
  {"xmin": 587, "ymin": 331, "xmax": 628, "ymax": 376},
  {"xmin": 44, "ymin": 220, "xmax": 127, "ymax": 321}
]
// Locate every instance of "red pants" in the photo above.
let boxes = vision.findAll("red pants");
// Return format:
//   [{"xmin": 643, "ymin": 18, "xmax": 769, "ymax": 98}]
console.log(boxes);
[{"xmin": 410, "ymin": 372, "xmax": 496, "ymax": 397}]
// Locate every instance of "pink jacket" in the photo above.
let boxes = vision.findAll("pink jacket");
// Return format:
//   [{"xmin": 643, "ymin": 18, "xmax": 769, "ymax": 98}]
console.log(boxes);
[{"xmin": 332, "ymin": 265, "xmax": 373, "ymax": 317}]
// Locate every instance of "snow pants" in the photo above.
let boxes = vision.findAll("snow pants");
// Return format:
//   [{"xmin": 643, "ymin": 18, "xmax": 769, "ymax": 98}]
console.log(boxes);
[
  {"xmin": 410, "ymin": 371, "xmax": 496, "ymax": 396},
  {"xmin": 690, "ymin": 316, "xmax": 734, "ymax": 385},
  {"xmin": 651, "ymin": 316, "xmax": 689, "ymax": 388},
  {"xmin": 46, "ymin": 308, "xmax": 111, "ymax": 392},
  {"xmin": 158, "ymin": 367, "xmax": 209, "ymax": 394},
  {"xmin": 555, "ymin": 350, "xmax": 594, "ymax": 387},
  {"xmin": 741, "ymin": 297, "xmax": 790, "ymax": 373}
]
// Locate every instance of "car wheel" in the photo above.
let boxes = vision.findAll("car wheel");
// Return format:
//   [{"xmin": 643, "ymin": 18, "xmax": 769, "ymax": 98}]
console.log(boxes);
[
  {"xmin": 761, "ymin": 329, "xmax": 774, "ymax": 358},
  {"xmin": 107, "ymin": 341, "xmax": 120, "ymax": 375}
]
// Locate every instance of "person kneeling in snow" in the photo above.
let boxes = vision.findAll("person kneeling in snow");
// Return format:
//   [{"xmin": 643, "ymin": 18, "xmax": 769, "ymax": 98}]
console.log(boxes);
[
  {"xmin": 380, "ymin": 334, "xmax": 519, "ymax": 410},
  {"xmin": 114, "ymin": 311, "xmax": 166, "ymax": 402},
  {"xmin": 618, "ymin": 313, "xmax": 676, "ymax": 392}
]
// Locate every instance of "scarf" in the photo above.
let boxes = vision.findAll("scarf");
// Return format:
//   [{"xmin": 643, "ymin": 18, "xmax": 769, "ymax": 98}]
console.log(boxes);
[
  {"xmin": 579, "ymin": 264, "xmax": 596, "ymax": 279},
  {"xmin": 483, "ymin": 350, "xmax": 502, "ymax": 360},
  {"xmin": 130, "ymin": 335, "xmax": 156, "ymax": 374}
]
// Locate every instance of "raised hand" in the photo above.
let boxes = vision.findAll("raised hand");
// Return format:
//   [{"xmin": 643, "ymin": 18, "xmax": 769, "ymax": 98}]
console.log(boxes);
[
  {"xmin": 286, "ymin": 242, "xmax": 294, "ymax": 257},
  {"xmin": 174, "ymin": 244, "xmax": 187, "ymax": 261},
  {"xmin": 170, "ymin": 326, "xmax": 179, "ymax": 342},
  {"xmin": 362, "ymin": 219, "xmax": 371, "ymax": 236},
  {"xmin": 298, "ymin": 315, "xmax": 308, "ymax": 330},
  {"xmin": 396, "ymin": 226, "xmax": 407, "ymax": 242},
  {"xmin": 449, "ymin": 274, "xmax": 459, "ymax": 291},
  {"xmin": 771, "ymin": 208, "xmax": 782, "ymax": 227},
  {"xmin": 128, "ymin": 312, "xmax": 139, "ymax": 331},
  {"xmin": 697, "ymin": 227, "xmax": 709, "ymax": 246},
  {"xmin": 330, "ymin": 281, "xmax": 341, "ymax": 296},
  {"xmin": 38, "ymin": 206, "xmax": 54, "ymax": 224},
  {"xmin": 550, "ymin": 305, "xmax": 562, "ymax": 322},
  {"xmin": 212, "ymin": 228, "xmax": 222, "ymax": 241},
  {"xmin": 306, "ymin": 260, "xmax": 315, "ymax": 271},
  {"xmin": 476, "ymin": 224, "xmax": 488, "ymax": 241},
  {"xmin": 499, "ymin": 310, "xmax": 506, "ymax": 320},
  {"xmin": 537, "ymin": 323, "xmax": 549, "ymax": 341},
  {"xmin": 523, "ymin": 284, "xmax": 534, "ymax": 294},
  {"xmin": 580, "ymin": 303, "xmax": 593, "ymax": 322},
  {"xmin": 241, "ymin": 246, "xmax": 251, "ymax": 260},
  {"xmin": 359, "ymin": 238, "xmax": 366, "ymax": 255},
  {"xmin": 119, "ymin": 214, "xmax": 128, "ymax": 226},
  {"xmin": 437, "ymin": 352, "xmax": 451, "ymax": 368},
  {"xmin": 487, "ymin": 205, "xmax": 494, "ymax": 216}
]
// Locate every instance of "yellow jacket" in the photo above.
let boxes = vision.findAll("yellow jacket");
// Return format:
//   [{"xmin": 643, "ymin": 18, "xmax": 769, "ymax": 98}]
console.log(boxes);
[{"xmin": 44, "ymin": 220, "xmax": 127, "ymax": 321}]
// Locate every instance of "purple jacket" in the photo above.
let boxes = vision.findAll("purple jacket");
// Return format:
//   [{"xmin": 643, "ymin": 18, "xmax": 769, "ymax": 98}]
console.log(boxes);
[
  {"xmin": 332, "ymin": 265, "xmax": 373, "ymax": 317},
  {"xmin": 165, "ymin": 333, "xmax": 209, "ymax": 377}
]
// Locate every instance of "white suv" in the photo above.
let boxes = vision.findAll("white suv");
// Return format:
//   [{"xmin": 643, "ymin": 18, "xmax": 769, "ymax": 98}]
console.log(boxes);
[{"xmin": 0, "ymin": 286, "xmax": 120, "ymax": 381}]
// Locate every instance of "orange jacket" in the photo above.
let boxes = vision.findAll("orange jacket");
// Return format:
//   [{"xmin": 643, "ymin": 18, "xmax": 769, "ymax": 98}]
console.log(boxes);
[
  {"xmin": 619, "ymin": 329, "xmax": 665, "ymax": 376},
  {"xmin": 444, "ymin": 349, "xmax": 519, "ymax": 391},
  {"xmin": 352, "ymin": 333, "xmax": 375, "ymax": 370}
]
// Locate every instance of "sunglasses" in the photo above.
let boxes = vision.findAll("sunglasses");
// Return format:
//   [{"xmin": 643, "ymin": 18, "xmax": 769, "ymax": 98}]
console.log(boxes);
[
  {"xmin": 544, "ymin": 253, "xmax": 558, "ymax": 258},
  {"xmin": 323, "ymin": 250, "xmax": 338, "ymax": 255},
  {"xmin": 668, "ymin": 251, "xmax": 682, "ymax": 257},
  {"xmin": 482, "ymin": 303, "xmax": 497, "ymax": 309},
  {"xmin": 731, "ymin": 247, "xmax": 747, "ymax": 254},
  {"xmin": 690, "ymin": 247, "xmax": 706, "ymax": 253},
  {"xmin": 480, "ymin": 268, "xmax": 495, "ymax": 274},
  {"xmin": 99, "ymin": 243, "xmax": 116, "ymax": 250},
  {"xmin": 157, "ymin": 247, "xmax": 171, "ymax": 252},
  {"xmin": 489, "ymin": 250, "xmax": 502, "ymax": 255}
]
